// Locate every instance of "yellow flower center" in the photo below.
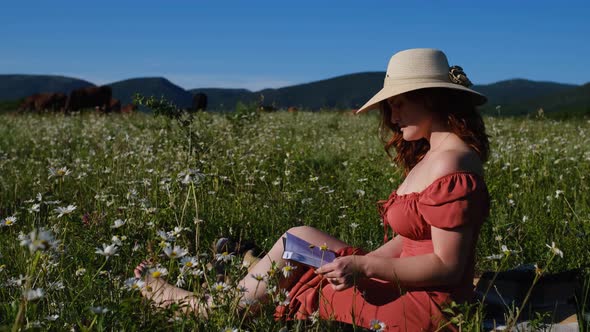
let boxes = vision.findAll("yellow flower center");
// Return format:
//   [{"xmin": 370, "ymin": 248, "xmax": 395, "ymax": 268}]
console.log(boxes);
[
  {"xmin": 152, "ymin": 271, "xmax": 162, "ymax": 278},
  {"xmin": 185, "ymin": 262, "xmax": 193, "ymax": 267}
]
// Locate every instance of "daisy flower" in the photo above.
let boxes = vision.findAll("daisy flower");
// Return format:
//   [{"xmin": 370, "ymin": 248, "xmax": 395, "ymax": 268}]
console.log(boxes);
[
  {"xmin": 0, "ymin": 216, "xmax": 17, "ymax": 227},
  {"xmin": 180, "ymin": 256, "xmax": 198, "ymax": 269},
  {"xmin": 89, "ymin": 306, "xmax": 109, "ymax": 314},
  {"xmin": 212, "ymin": 281, "xmax": 230, "ymax": 292},
  {"xmin": 281, "ymin": 262, "xmax": 297, "ymax": 278},
  {"xmin": 546, "ymin": 242, "xmax": 564, "ymax": 258},
  {"xmin": 215, "ymin": 251, "xmax": 235, "ymax": 263},
  {"xmin": 48, "ymin": 166, "xmax": 71, "ymax": 179},
  {"xmin": 25, "ymin": 288, "xmax": 45, "ymax": 301},
  {"xmin": 148, "ymin": 267, "xmax": 168, "ymax": 278},
  {"xmin": 54, "ymin": 205, "xmax": 76, "ymax": 218},
  {"xmin": 163, "ymin": 245, "xmax": 188, "ymax": 259},
  {"xmin": 95, "ymin": 243, "xmax": 119, "ymax": 258},
  {"xmin": 110, "ymin": 219, "xmax": 126, "ymax": 228},
  {"xmin": 369, "ymin": 319, "xmax": 386, "ymax": 332},
  {"xmin": 19, "ymin": 228, "xmax": 59, "ymax": 252},
  {"xmin": 124, "ymin": 277, "xmax": 146, "ymax": 291}
]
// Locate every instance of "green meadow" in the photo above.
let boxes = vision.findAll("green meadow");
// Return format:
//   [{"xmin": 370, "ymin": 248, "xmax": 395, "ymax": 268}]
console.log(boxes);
[{"xmin": 1, "ymin": 111, "xmax": 589, "ymax": 331}]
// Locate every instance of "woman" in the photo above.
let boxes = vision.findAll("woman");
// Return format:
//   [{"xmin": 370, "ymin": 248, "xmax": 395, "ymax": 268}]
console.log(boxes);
[{"xmin": 135, "ymin": 48, "xmax": 490, "ymax": 331}]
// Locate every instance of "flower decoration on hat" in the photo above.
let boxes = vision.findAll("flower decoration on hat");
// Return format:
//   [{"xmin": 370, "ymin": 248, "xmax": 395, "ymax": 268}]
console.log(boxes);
[{"xmin": 449, "ymin": 65, "xmax": 473, "ymax": 87}]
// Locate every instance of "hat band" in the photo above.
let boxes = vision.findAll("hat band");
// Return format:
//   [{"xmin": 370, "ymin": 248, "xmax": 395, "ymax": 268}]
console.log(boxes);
[{"xmin": 384, "ymin": 74, "xmax": 450, "ymax": 87}]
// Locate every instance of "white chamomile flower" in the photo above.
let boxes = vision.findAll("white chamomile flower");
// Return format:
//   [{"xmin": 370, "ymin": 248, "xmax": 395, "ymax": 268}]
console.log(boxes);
[
  {"xmin": 54, "ymin": 205, "xmax": 76, "ymax": 218},
  {"xmin": 180, "ymin": 256, "xmax": 198, "ymax": 268},
  {"xmin": 19, "ymin": 228, "xmax": 59, "ymax": 252},
  {"xmin": 110, "ymin": 219, "xmax": 126, "ymax": 228},
  {"xmin": 215, "ymin": 251, "xmax": 234, "ymax": 263},
  {"xmin": 89, "ymin": 306, "xmax": 109, "ymax": 314},
  {"xmin": 546, "ymin": 242, "xmax": 564, "ymax": 258},
  {"xmin": 281, "ymin": 262, "xmax": 297, "ymax": 278},
  {"xmin": 164, "ymin": 245, "xmax": 188, "ymax": 259},
  {"xmin": 212, "ymin": 281, "xmax": 230, "ymax": 292},
  {"xmin": 124, "ymin": 277, "xmax": 145, "ymax": 291},
  {"xmin": 149, "ymin": 267, "xmax": 168, "ymax": 278},
  {"xmin": 48, "ymin": 166, "xmax": 71, "ymax": 179},
  {"xmin": 1, "ymin": 216, "xmax": 17, "ymax": 227},
  {"xmin": 369, "ymin": 319, "xmax": 386, "ymax": 332},
  {"xmin": 95, "ymin": 243, "xmax": 119, "ymax": 258},
  {"xmin": 25, "ymin": 288, "xmax": 44, "ymax": 301}
]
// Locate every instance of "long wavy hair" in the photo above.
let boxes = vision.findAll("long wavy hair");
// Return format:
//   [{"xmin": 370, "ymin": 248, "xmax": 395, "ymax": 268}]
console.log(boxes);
[{"xmin": 380, "ymin": 88, "xmax": 489, "ymax": 174}]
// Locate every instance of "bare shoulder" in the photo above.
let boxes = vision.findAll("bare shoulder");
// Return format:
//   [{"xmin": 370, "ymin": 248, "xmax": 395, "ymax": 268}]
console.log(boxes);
[{"xmin": 426, "ymin": 148, "xmax": 484, "ymax": 180}]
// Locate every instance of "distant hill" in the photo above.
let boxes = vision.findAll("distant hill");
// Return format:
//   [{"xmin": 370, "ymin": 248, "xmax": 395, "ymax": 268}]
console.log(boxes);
[
  {"xmin": 191, "ymin": 74, "xmax": 585, "ymax": 114},
  {"xmin": 191, "ymin": 72, "xmax": 385, "ymax": 111},
  {"xmin": 492, "ymin": 82, "xmax": 590, "ymax": 116},
  {"xmin": 0, "ymin": 74, "xmax": 94, "ymax": 101},
  {"xmin": 1, "ymin": 73, "xmax": 587, "ymax": 115},
  {"xmin": 108, "ymin": 77, "xmax": 193, "ymax": 109}
]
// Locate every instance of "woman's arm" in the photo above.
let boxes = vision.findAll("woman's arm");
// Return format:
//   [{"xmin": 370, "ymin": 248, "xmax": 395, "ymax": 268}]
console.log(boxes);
[
  {"xmin": 317, "ymin": 223, "xmax": 473, "ymax": 290},
  {"xmin": 366, "ymin": 234, "xmax": 404, "ymax": 258}
]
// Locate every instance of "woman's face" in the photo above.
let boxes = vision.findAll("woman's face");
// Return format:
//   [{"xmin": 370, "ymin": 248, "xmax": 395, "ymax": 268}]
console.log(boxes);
[{"xmin": 387, "ymin": 94, "xmax": 433, "ymax": 141}]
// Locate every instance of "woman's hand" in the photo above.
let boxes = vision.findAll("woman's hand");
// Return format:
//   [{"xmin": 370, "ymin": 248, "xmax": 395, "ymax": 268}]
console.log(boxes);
[{"xmin": 315, "ymin": 255, "xmax": 364, "ymax": 291}]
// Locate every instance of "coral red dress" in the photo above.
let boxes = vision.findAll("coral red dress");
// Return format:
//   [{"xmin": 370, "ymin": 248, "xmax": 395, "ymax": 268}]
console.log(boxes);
[{"xmin": 275, "ymin": 172, "xmax": 490, "ymax": 331}]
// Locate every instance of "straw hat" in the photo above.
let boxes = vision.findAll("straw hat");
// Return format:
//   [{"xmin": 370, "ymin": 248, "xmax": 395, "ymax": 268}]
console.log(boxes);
[{"xmin": 355, "ymin": 48, "xmax": 487, "ymax": 114}]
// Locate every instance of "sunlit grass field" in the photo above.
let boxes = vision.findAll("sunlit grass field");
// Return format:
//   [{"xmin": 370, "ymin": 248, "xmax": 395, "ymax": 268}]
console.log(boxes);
[{"xmin": 1, "ymin": 111, "xmax": 589, "ymax": 331}]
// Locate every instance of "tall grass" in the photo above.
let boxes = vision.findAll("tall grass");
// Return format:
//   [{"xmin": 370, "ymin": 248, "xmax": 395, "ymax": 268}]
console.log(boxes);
[{"xmin": 0, "ymin": 112, "xmax": 588, "ymax": 330}]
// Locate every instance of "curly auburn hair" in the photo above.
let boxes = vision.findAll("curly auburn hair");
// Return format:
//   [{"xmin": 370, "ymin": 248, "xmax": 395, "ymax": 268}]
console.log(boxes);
[{"xmin": 379, "ymin": 88, "xmax": 490, "ymax": 174}]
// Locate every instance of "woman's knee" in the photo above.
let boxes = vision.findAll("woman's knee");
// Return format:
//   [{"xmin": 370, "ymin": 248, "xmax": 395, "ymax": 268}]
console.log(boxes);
[{"xmin": 286, "ymin": 226, "xmax": 318, "ymax": 238}]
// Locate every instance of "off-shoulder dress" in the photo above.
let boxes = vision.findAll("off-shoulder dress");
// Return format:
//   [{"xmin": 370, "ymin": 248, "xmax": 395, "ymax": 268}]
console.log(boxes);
[{"xmin": 275, "ymin": 172, "xmax": 490, "ymax": 331}]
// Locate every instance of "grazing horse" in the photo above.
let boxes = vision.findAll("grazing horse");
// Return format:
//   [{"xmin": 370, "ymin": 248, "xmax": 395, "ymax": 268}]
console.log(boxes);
[
  {"xmin": 65, "ymin": 86, "xmax": 112, "ymax": 112},
  {"xmin": 121, "ymin": 103, "xmax": 138, "ymax": 113},
  {"xmin": 19, "ymin": 92, "xmax": 67, "ymax": 112}
]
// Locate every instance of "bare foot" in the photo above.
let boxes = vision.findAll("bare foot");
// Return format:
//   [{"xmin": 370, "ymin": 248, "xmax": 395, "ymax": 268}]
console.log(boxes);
[{"xmin": 134, "ymin": 261, "xmax": 209, "ymax": 317}]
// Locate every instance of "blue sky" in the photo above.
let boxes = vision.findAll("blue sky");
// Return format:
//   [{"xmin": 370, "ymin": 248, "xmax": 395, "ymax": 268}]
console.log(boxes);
[{"xmin": 1, "ymin": 1, "xmax": 589, "ymax": 91}]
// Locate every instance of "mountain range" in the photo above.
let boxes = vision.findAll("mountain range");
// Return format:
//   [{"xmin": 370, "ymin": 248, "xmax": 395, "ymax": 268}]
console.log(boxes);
[{"xmin": 1, "ymin": 73, "xmax": 588, "ymax": 116}]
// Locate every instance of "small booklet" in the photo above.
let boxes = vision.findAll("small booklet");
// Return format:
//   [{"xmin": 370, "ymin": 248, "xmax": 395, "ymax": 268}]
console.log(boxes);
[{"xmin": 282, "ymin": 232, "xmax": 336, "ymax": 268}]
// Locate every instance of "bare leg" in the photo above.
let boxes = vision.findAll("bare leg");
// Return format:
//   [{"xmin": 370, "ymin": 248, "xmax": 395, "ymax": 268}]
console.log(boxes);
[
  {"xmin": 237, "ymin": 226, "xmax": 349, "ymax": 309},
  {"xmin": 133, "ymin": 226, "xmax": 348, "ymax": 316}
]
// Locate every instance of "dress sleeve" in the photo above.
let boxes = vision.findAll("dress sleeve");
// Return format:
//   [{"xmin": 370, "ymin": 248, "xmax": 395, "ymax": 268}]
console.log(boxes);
[{"xmin": 417, "ymin": 173, "xmax": 489, "ymax": 230}]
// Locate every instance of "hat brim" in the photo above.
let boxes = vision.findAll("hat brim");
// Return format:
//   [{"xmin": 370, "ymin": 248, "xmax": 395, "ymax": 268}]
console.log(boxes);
[{"xmin": 355, "ymin": 82, "xmax": 487, "ymax": 114}]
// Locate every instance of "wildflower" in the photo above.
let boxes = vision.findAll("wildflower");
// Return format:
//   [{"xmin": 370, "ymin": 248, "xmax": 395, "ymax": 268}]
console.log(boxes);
[
  {"xmin": 54, "ymin": 205, "xmax": 76, "ymax": 218},
  {"xmin": 1, "ymin": 216, "xmax": 17, "ymax": 227},
  {"xmin": 221, "ymin": 328, "xmax": 238, "ymax": 332},
  {"xmin": 149, "ymin": 267, "xmax": 168, "ymax": 278},
  {"xmin": 251, "ymin": 273, "xmax": 266, "ymax": 282},
  {"xmin": 95, "ymin": 243, "xmax": 119, "ymax": 258},
  {"xmin": 164, "ymin": 245, "xmax": 188, "ymax": 259},
  {"xmin": 355, "ymin": 189, "xmax": 366, "ymax": 197},
  {"xmin": 319, "ymin": 243, "xmax": 329, "ymax": 251},
  {"xmin": 350, "ymin": 222, "xmax": 359, "ymax": 229},
  {"xmin": 124, "ymin": 277, "xmax": 145, "ymax": 291},
  {"xmin": 281, "ymin": 262, "xmax": 297, "ymax": 278},
  {"xmin": 555, "ymin": 190, "xmax": 564, "ymax": 199},
  {"xmin": 45, "ymin": 314, "xmax": 59, "ymax": 321},
  {"xmin": 236, "ymin": 285, "xmax": 248, "ymax": 293},
  {"xmin": 89, "ymin": 306, "xmax": 109, "ymax": 314},
  {"xmin": 157, "ymin": 229, "xmax": 175, "ymax": 242},
  {"xmin": 309, "ymin": 310, "xmax": 320, "ymax": 324},
  {"xmin": 110, "ymin": 219, "xmax": 126, "ymax": 228},
  {"xmin": 485, "ymin": 254, "xmax": 503, "ymax": 261},
  {"xmin": 212, "ymin": 281, "xmax": 230, "ymax": 292},
  {"xmin": 546, "ymin": 242, "xmax": 564, "ymax": 258},
  {"xmin": 29, "ymin": 204, "xmax": 40, "ymax": 214},
  {"xmin": 19, "ymin": 228, "xmax": 59, "ymax": 253},
  {"xmin": 25, "ymin": 288, "xmax": 44, "ymax": 301},
  {"xmin": 215, "ymin": 251, "xmax": 234, "ymax": 263},
  {"xmin": 180, "ymin": 256, "xmax": 198, "ymax": 269},
  {"xmin": 75, "ymin": 267, "xmax": 87, "ymax": 276},
  {"xmin": 111, "ymin": 235, "xmax": 124, "ymax": 246},
  {"xmin": 48, "ymin": 166, "xmax": 71, "ymax": 179},
  {"xmin": 369, "ymin": 319, "xmax": 386, "ymax": 332},
  {"xmin": 522, "ymin": 215, "xmax": 529, "ymax": 223},
  {"xmin": 309, "ymin": 176, "xmax": 319, "ymax": 182}
]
